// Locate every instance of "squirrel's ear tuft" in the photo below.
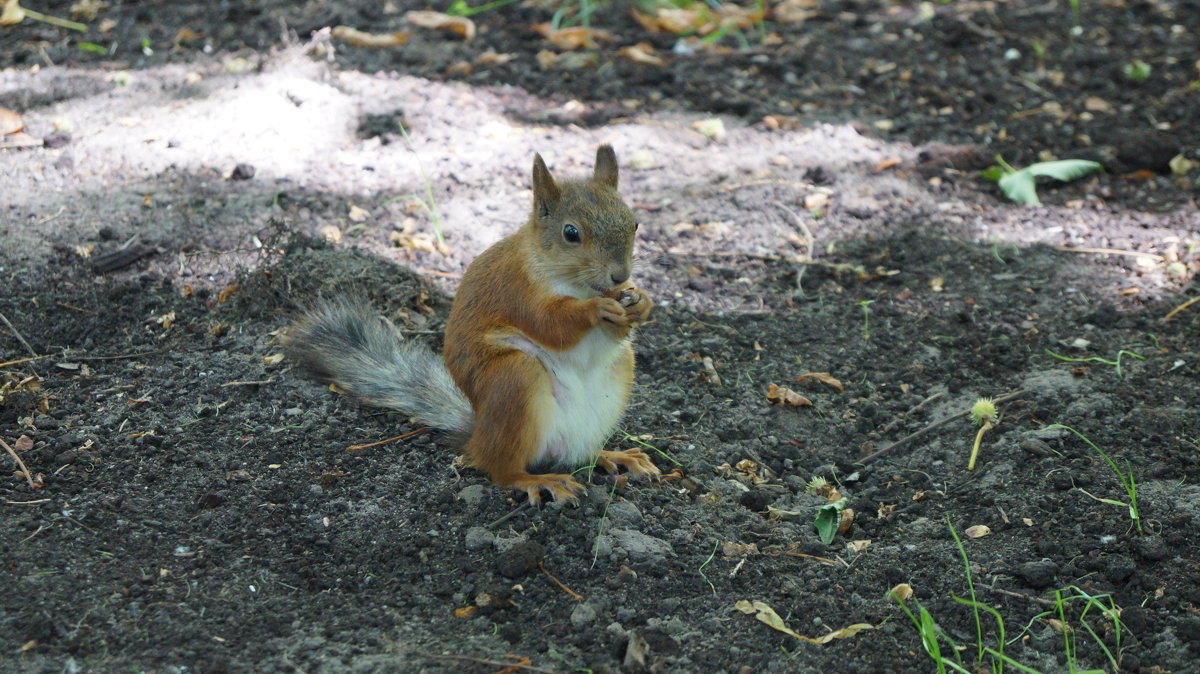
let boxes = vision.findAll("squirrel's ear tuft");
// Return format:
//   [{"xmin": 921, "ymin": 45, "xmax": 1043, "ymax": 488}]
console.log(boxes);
[
  {"xmin": 532, "ymin": 153, "xmax": 561, "ymax": 219},
  {"xmin": 593, "ymin": 144, "xmax": 619, "ymax": 188}
]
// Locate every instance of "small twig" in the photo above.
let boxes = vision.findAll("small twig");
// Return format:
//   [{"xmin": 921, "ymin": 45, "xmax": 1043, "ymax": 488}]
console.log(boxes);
[
  {"xmin": 219, "ymin": 378, "xmax": 277, "ymax": 388},
  {"xmin": 73, "ymin": 349, "xmax": 169, "ymax": 361},
  {"xmin": 859, "ymin": 391, "xmax": 1029, "ymax": 465},
  {"xmin": 877, "ymin": 391, "xmax": 946, "ymax": 437},
  {"xmin": 1, "ymin": 437, "xmax": 37, "ymax": 490},
  {"xmin": 1164, "ymin": 295, "xmax": 1199, "ymax": 322},
  {"xmin": 982, "ymin": 585, "xmax": 1059, "ymax": 608},
  {"xmin": 6, "ymin": 498, "xmax": 51, "ymax": 505},
  {"xmin": 347, "ymin": 427, "xmax": 429, "ymax": 452},
  {"xmin": 1053, "ymin": 246, "xmax": 1164, "ymax": 261},
  {"xmin": 406, "ymin": 651, "xmax": 555, "ymax": 673},
  {"xmin": 0, "ymin": 354, "xmax": 50, "ymax": 368},
  {"xmin": 55, "ymin": 301, "xmax": 100, "ymax": 316},
  {"xmin": 0, "ymin": 310, "xmax": 39, "ymax": 360},
  {"xmin": 36, "ymin": 206, "xmax": 66, "ymax": 225},
  {"xmin": 487, "ymin": 504, "xmax": 529, "ymax": 529},
  {"xmin": 538, "ymin": 561, "xmax": 584, "ymax": 601},
  {"xmin": 20, "ymin": 525, "xmax": 46, "ymax": 544},
  {"xmin": 778, "ymin": 551, "xmax": 843, "ymax": 566}
]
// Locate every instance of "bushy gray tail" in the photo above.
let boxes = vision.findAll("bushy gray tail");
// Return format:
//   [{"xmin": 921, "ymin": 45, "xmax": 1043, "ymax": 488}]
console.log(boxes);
[{"xmin": 284, "ymin": 299, "xmax": 473, "ymax": 434}]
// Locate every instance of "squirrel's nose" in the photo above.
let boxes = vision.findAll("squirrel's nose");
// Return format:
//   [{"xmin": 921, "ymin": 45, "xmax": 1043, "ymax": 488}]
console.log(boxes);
[{"xmin": 610, "ymin": 269, "xmax": 630, "ymax": 286}]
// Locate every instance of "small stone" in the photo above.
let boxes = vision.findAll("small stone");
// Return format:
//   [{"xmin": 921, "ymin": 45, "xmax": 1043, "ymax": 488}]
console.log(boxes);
[
  {"xmin": 230, "ymin": 163, "xmax": 256, "ymax": 180},
  {"xmin": 1017, "ymin": 559, "xmax": 1059, "ymax": 589},
  {"xmin": 1104, "ymin": 555, "xmax": 1136, "ymax": 582},
  {"xmin": 464, "ymin": 526, "xmax": 494, "ymax": 551},
  {"xmin": 1135, "ymin": 536, "xmax": 1168, "ymax": 561},
  {"xmin": 456, "ymin": 484, "xmax": 486, "ymax": 506},
  {"xmin": 570, "ymin": 602, "xmax": 598, "ymax": 627}
]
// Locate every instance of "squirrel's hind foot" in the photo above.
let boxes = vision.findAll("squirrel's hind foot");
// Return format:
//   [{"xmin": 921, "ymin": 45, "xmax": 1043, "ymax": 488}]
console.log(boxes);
[
  {"xmin": 597, "ymin": 449, "xmax": 661, "ymax": 480},
  {"xmin": 504, "ymin": 472, "xmax": 586, "ymax": 506}
]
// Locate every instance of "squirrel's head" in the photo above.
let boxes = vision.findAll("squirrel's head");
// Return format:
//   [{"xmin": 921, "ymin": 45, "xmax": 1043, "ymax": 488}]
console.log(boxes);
[{"xmin": 528, "ymin": 145, "xmax": 639, "ymax": 297}]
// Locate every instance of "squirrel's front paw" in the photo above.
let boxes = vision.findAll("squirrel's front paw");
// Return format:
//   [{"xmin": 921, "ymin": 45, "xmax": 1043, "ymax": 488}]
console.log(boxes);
[
  {"xmin": 621, "ymin": 287, "xmax": 652, "ymax": 324},
  {"xmin": 591, "ymin": 296, "xmax": 630, "ymax": 329}
]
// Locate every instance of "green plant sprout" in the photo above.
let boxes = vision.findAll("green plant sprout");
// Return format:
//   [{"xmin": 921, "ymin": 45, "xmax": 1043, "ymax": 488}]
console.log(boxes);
[
  {"xmin": 396, "ymin": 122, "xmax": 445, "ymax": 247},
  {"xmin": 1045, "ymin": 424, "xmax": 1142, "ymax": 534},
  {"xmin": 967, "ymin": 398, "xmax": 997, "ymax": 471},
  {"xmin": 813, "ymin": 497, "xmax": 847, "ymax": 544},
  {"xmin": 1043, "ymin": 348, "xmax": 1145, "ymax": 379},
  {"xmin": 982, "ymin": 156, "xmax": 1102, "ymax": 206},
  {"xmin": 618, "ymin": 430, "xmax": 683, "ymax": 466},
  {"xmin": 1123, "ymin": 59, "xmax": 1151, "ymax": 83},
  {"xmin": 1, "ymin": 1, "xmax": 87, "ymax": 31},
  {"xmin": 857, "ymin": 299, "xmax": 875, "ymax": 341},
  {"xmin": 892, "ymin": 520, "xmax": 1127, "ymax": 673},
  {"xmin": 446, "ymin": 0, "xmax": 521, "ymax": 17}
]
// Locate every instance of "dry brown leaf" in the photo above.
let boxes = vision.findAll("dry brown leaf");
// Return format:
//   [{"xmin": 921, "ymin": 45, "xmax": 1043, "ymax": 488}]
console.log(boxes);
[
  {"xmin": 873, "ymin": 156, "xmax": 903, "ymax": 172},
  {"xmin": 14, "ymin": 435, "xmax": 33, "ymax": 452},
  {"xmin": 965, "ymin": 525, "xmax": 992, "ymax": 538},
  {"xmin": 175, "ymin": 27, "xmax": 203, "ymax": 43},
  {"xmin": 453, "ymin": 605, "xmax": 477, "ymax": 618},
  {"xmin": 795, "ymin": 371, "xmax": 844, "ymax": 392},
  {"xmin": 70, "ymin": 0, "xmax": 105, "ymax": 21},
  {"xmin": 475, "ymin": 50, "xmax": 515, "ymax": 65},
  {"xmin": 838, "ymin": 508, "xmax": 855, "ymax": 534},
  {"xmin": 766, "ymin": 383, "xmax": 812, "ymax": 407},
  {"xmin": 217, "ymin": 284, "xmax": 238, "ymax": 303},
  {"xmin": 847, "ymin": 539, "xmax": 871, "ymax": 553},
  {"xmin": 722, "ymin": 541, "xmax": 760, "ymax": 557},
  {"xmin": 347, "ymin": 204, "xmax": 370, "ymax": 222},
  {"xmin": 773, "ymin": 0, "xmax": 819, "ymax": 24},
  {"xmin": 736, "ymin": 600, "xmax": 874, "ymax": 644},
  {"xmin": 619, "ymin": 42, "xmax": 665, "ymax": 66},
  {"xmin": 531, "ymin": 23, "xmax": 611, "ymax": 50},
  {"xmin": 331, "ymin": 25, "xmax": 410, "ymax": 48},
  {"xmin": 889, "ymin": 583, "xmax": 914, "ymax": 601},
  {"xmin": 0, "ymin": 106, "xmax": 24, "ymax": 135},
  {"xmin": 262, "ymin": 353, "xmax": 285, "ymax": 366},
  {"xmin": 406, "ymin": 10, "xmax": 475, "ymax": 41}
]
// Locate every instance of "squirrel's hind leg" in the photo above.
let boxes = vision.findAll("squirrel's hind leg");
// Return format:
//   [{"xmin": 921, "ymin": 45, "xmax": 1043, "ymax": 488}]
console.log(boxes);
[
  {"xmin": 461, "ymin": 351, "xmax": 586, "ymax": 505},
  {"xmin": 597, "ymin": 449, "xmax": 661, "ymax": 480}
]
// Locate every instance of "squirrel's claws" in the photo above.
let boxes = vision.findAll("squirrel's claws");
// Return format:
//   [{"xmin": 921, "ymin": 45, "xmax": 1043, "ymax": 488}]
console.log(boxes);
[{"xmin": 597, "ymin": 449, "xmax": 661, "ymax": 480}]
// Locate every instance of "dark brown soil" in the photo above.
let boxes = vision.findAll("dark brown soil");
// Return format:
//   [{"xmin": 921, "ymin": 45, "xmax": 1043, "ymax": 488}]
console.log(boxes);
[{"xmin": 2, "ymin": 2, "xmax": 1199, "ymax": 673}]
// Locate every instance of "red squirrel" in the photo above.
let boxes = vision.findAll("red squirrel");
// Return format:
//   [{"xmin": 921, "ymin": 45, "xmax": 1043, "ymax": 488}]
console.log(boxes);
[{"xmin": 286, "ymin": 145, "xmax": 660, "ymax": 504}]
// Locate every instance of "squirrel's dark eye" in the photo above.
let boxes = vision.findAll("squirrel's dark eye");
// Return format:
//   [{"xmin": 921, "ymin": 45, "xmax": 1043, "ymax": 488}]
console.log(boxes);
[{"xmin": 562, "ymin": 224, "xmax": 581, "ymax": 243}]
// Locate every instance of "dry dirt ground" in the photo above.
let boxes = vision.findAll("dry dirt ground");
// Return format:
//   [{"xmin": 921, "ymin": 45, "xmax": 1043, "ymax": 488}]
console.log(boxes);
[{"xmin": 1, "ymin": 1, "xmax": 1199, "ymax": 673}]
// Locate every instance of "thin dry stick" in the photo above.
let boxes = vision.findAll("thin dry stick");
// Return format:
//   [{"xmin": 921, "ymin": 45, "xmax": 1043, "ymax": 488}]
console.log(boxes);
[
  {"xmin": 0, "ymin": 354, "xmax": 49, "ymax": 368},
  {"xmin": 220, "ymin": 378, "xmax": 277, "ymax": 388},
  {"xmin": 1, "ymin": 437, "xmax": 36, "ymax": 490},
  {"xmin": 539, "ymin": 561, "xmax": 584, "ymax": 601},
  {"xmin": 1053, "ymin": 246, "xmax": 1164, "ymax": 261},
  {"xmin": 487, "ymin": 504, "xmax": 530, "ymax": 529},
  {"xmin": 778, "ymin": 551, "xmax": 842, "ymax": 566},
  {"xmin": 406, "ymin": 651, "xmax": 555, "ymax": 674},
  {"xmin": 859, "ymin": 391, "xmax": 1029, "ymax": 465},
  {"xmin": 1164, "ymin": 295, "xmax": 1199, "ymax": 321},
  {"xmin": 877, "ymin": 391, "xmax": 946, "ymax": 437},
  {"xmin": 0, "ymin": 310, "xmax": 39, "ymax": 359},
  {"xmin": 982, "ymin": 585, "xmax": 1058, "ymax": 609},
  {"xmin": 347, "ymin": 427, "xmax": 429, "ymax": 452}
]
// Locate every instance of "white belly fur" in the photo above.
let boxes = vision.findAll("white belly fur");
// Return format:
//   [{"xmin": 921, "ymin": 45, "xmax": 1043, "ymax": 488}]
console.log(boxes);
[{"xmin": 507, "ymin": 329, "xmax": 630, "ymax": 468}]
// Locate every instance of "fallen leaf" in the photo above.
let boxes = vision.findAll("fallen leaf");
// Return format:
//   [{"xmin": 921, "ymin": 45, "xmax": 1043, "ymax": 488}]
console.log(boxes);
[
  {"xmin": 837, "ymin": 507, "xmax": 855, "ymax": 534},
  {"xmin": 766, "ymin": 383, "xmax": 812, "ymax": 407},
  {"xmin": 847, "ymin": 539, "xmax": 871, "ymax": 553},
  {"xmin": 965, "ymin": 524, "xmax": 992, "ymax": 538},
  {"xmin": 888, "ymin": 583, "xmax": 914, "ymax": 601},
  {"xmin": 619, "ymin": 42, "xmax": 665, "ymax": 66},
  {"xmin": 765, "ymin": 505, "xmax": 805, "ymax": 521},
  {"xmin": 406, "ymin": 11, "xmax": 475, "ymax": 41},
  {"xmin": 475, "ymin": 50, "xmax": 515, "ymax": 65},
  {"xmin": 453, "ymin": 605, "xmax": 477, "ymax": 618},
  {"xmin": 347, "ymin": 204, "xmax": 370, "ymax": 222},
  {"xmin": 1083, "ymin": 96, "xmax": 1113, "ymax": 113},
  {"xmin": 1169, "ymin": 153, "xmax": 1195, "ymax": 175},
  {"xmin": 175, "ymin": 28, "xmax": 203, "ymax": 44},
  {"xmin": 1022, "ymin": 518, "xmax": 1034, "ymax": 526},
  {"xmin": 319, "ymin": 225, "xmax": 343, "ymax": 244},
  {"xmin": 532, "ymin": 23, "xmax": 612, "ymax": 50},
  {"xmin": 218, "ymin": 284, "xmax": 238, "ymax": 303},
  {"xmin": 0, "ymin": 106, "xmax": 24, "ymax": 135},
  {"xmin": 157, "ymin": 311, "xmax": 175, "ymax": 331},
  {"xmin": 773, "ymin": 0, "xmax": 819, "ymax": 24},
  {"xmin": 722, "ymin": 542, "xmax": 760, "ymax": 557},
  {"xmin": 14, "ymin": 435, "xmax": 33, "ymax": 452},
  {"xmin": 262, "ymin": 354, "xmax": 284, "ymax": 366},
  {"xmin": 736, "ymin": 600, "xmax": 874, "ymax": 644},
  {"xmin": 873, "ymin": 156, "xmax": 903, "ymax": 172},
  {"xmin": 331, "ymin": 25, "xmax": 410, "ymax": 48},
  {"xmin": 795, "ymin": 372, "xmax": 844, "ymax": 392},
  {"xmin": 930, "ymin": 276, "xmax": 945, "ymax": 292}
]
